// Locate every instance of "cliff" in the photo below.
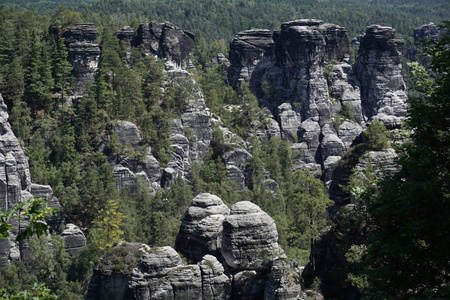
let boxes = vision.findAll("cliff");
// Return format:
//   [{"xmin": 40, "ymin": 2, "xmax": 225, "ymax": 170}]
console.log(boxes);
[
  {"xmin": 0, "ymin": 93, "xmax": 86, "ymax": 267},
  {"xmin": 227, "ymin": 20, "xmax": 406, "ymax": 203}
]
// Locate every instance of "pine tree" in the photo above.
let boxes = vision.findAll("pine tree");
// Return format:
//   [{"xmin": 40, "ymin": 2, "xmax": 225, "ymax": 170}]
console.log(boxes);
[
  {"xmin": 24, "ymin": 37, "xmax": 54, "ymax": 113},
  {"xmin": 89, "ymin": 199, "xmax": 125, "ymax": 251}
]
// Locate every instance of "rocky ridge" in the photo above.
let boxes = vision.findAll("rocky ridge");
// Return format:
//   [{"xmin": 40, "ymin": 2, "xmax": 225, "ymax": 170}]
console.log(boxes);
[{"xmin": 227, "ymin": 20, "xmax": 407, "ymax": 203}]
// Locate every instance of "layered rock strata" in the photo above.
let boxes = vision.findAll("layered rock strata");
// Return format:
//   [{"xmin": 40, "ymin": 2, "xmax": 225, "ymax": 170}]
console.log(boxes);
[
  {"xmin": 116, "ymin": 21, "xmax": 195, "ymax": 70},
  {"xmin": 88, "ymin": 194, "xmax": 305, "ymax": 299},
  {"xmin": 228, "ymin": 20, "xmax": 407, "ymax": 202},
  {"xmin": 354, "ymin": 25, "xmax": 408, "ymax": 128},
  {"xmin": 175, "ymin": 193, "xmax": 230, "ymax": 261},
  {"xmin": 62, "ymin": 23, "xmax": 101, "ymax": 97}
]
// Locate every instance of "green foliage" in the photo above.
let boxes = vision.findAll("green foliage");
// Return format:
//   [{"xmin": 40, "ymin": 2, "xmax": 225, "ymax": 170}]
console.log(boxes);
[
  {"xmin": 0, "ymin": 283, "xmax": 57, "ymax": 300},
  {"xmin": 286, "ymin": 170, "xmax": 333, "ymax": 270},
  {"xmin": 0, "ymin": 234, "xmax": 83, "ymax": 299},
  {"xmin": 89, "ymin": 199, "xmax": 125, "ymax": 251},
  {"xmin": 0, "ymin": 197, "xmax": 57, "ymax": 241},
  {"xmin": 359, "ymin": 24, "xmax": 450, "ymax": 298},
  {"xmin": 361, "ymin": 120, "xmax": 389, "ymax": 151}
]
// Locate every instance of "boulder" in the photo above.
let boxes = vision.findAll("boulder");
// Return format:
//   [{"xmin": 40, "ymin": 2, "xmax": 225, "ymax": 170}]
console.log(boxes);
[
  {"xmin": 61, "ymin": 223, "xmax": 86, "ymax": 256},
  {"xmin": 113, "ymin": 121, "xmax": 142, "ymax": 148},
  {"xmin": 221, "ymin": 201, "xmax": 282, "ymax": 269},
  {"xmin": 175, "ymin": 193, "xmax": 230, "ymax": 262}
]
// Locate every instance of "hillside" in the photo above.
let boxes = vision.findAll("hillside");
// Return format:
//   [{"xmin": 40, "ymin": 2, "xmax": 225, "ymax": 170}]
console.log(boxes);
[{"xmin": 0, "ymin": 3, "xmax": 448, "ymax": 299}]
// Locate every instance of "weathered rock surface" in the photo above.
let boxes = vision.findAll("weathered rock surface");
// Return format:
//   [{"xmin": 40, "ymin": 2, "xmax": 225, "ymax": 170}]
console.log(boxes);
[
  {"xmin": 88, "ymin": 194, "xmax": 305, "ymax": 299},
  {"xmin": 354, "ymin": 25, "xmax": 407, "ymax": 127},
  {"xmin": 113, "ymin": 121, "xmax": 142, "ymax": 148},
  {"xmin": 109, "ymin": 121, "xmax": 161, "ymax": 194},
  {"xmin": 61, "ymin": 223, "xmax": 86, "ymax": 256},
  {"xmin": 175, "ymin": 193, "xmax": 230, "ymax": 262},
  {"xmin": 221, "ymin": 201, "xmax": 283, "ymax": 270},
  {"xmin": 227, "ymin": 20, "xmax": 407, "ymax": 188},
  {"xmin": 117, "ymin": 22, "xmax": 195, "ymax": 70},
  {"xmin": 227, "ymin": 29, "xmax": 276, "ymax": 89},
  {"xmin": 62, "ymin": 23, "xmax": 101, "ymax": 97},
  {"xmin": 413, "ymin": 22, "xmax": 446, "ymax": 43},
  {"xmin": 0, "ymin": 93, "xmax": 66, "ymax": 267}
]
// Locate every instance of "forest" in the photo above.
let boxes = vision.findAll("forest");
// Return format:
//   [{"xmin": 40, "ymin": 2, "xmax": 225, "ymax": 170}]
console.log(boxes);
[{"xmin": 0, "ymin": 0, "xmax": 449, "ymax": 299}]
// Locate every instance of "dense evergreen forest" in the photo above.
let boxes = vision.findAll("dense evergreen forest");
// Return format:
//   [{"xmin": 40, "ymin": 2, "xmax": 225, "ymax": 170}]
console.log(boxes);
[
  {"xmin": 2, "ymin": 0, "xmax": 450, "ymax": 42},
  {"xmin": 0, "ymin": 0, "xmax": 448, "ymax": 299}
]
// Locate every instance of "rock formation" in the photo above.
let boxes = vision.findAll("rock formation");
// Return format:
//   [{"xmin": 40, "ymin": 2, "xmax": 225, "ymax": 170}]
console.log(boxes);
[
  {"xmin": 0, "ymin": 93, "xmax": 85, "ymax": 267},
  {"xmin": 62, "ymin": 23, "xmax": 101, "ymax": 98},
  {"xmin": 87, "ymin": 194, "xmax": 305, "ymax": 299},
  {"xmin": 175, "ymin": 193, "xmax": 230, "ymax": 261},
  {"xmin": 221, "ymin": 201, "xmax": 283, "ymax": 270},
  {"xmin": 354, "ymin": 25, "xmax": 408, "ymax": 128},
  {"xmin": 61, "ymin": 223, "xmax": 87, "ymax": 256},
  {"xmin": 227, "ymin": 20, "xmax": 407, "ymax": 205},
  {"xmin": 116, "ymin": 21, "xmax": 195, "ymax": 70}
]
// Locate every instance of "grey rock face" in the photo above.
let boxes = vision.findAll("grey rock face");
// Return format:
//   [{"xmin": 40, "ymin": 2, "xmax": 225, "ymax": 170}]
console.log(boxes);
[
  {"xmin": 413, "ymin": 22, "xmax": 445, "ymax": 43},
  {"xmin": 0, "ymin": 94, "xmax": 66, "ymax": 267},
  {"xmin": 0, "ymin": 95, "xmax": 31, "ymax": 211},
  {"xmin": 113, "ymin": 121, "xmax": 142, "ymax": 148},
  {"xmin": 199, "ymin": 255, "xmax": 232, "ymax": 299},
  {"xmin": 62, "ymin": 23, "xmax": 101, "ymax": 96},
  {"xmin": 30, "ymin": 183, "xmax": 64, "ymax": 232},
  {"xmin": 226, "ymin": 20, "xmax": 408, "ymax": 187},
  {"xmin": 226, "ymin": 165, "xmax": 246, "ymax": 191},
  {"xmin": 221, "ymin": 201, "xmax": 282, "ymax": 270},
  {"xmin": 354, "ymin": 25, "xmax": 407, "ymax": 127},
  {"xmin": 110, "ymin": 121, "xmax": 160, "ymax": 194},
  {"xmin": 175, "ymin": 193, "xmax": 230, "ymax": 262},
  {"xmin": 115, "ymin": 26, "xmax": 135, "ymax": 50},
  {"xmin": 222, "ymin": 148, "xmax": 252, "ymax": 166},
  {"xmin": 87, "ymin": 194, "xmax": 305, "ymax": 299},
  {"xmin": 278, "ymin": 103, "xmax": 301, "ymax": 142},
  {"xmin": 131, "ymin": 22, "xmax": 195, "ymax": 70},
  {"xmin": 113, "ymin": 166, "xmax": 138, "ymax": 195},
  {"xmin": 126, "ymin": 246, "xmax": 231, "ymax": 300},
  {"xmin": 227, "ymin": 29, "xmax": 276, "ymax": 89},
  {"xmin": 337, "ymin": 121, "xmax": 363, "ymax": 149},
  {"xmin": 61, "ymin": 223, "xmax": 86, "ymax": 256},
  {"xmin": 264, "ymin": 259, "xmax": 303, "ymax": 300}
]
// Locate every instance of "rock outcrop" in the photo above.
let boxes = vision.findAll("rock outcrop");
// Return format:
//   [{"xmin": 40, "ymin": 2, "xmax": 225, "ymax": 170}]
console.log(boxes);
[
  {"xmin": 354, "ymin": 25, "xmax": 408, "ymax": 128},
  {"xmin": 88, "ymin": 194, "xmax": 305, "ymax": 299},
  {"xmin": 61, "ymin": 223, "xmax": 87, "ymax": 256},
  {"xmin": 62, "ymin": 23, "xmax": 101, "ymax": 98},
  {"xmin": 413, "ymin": 22, "xmax": 446, "ymax": 43},
  {"xmin": 0, "ymin": 93, "xmax": 69, "ymax": 267},
  {"xmin": 221, "ymin": 201, "xmax": 283, "ymax": 270},
  {"xmin": 227, "ymin": 20, "xmax": 407, "ymax": 204},
  {"xmin": 175, "ymin": 193, "xmax": 230, "ymax": 262},
  {"xmin": 116, "ymin": 21, "xmax": 195, "ymax": 70}
]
